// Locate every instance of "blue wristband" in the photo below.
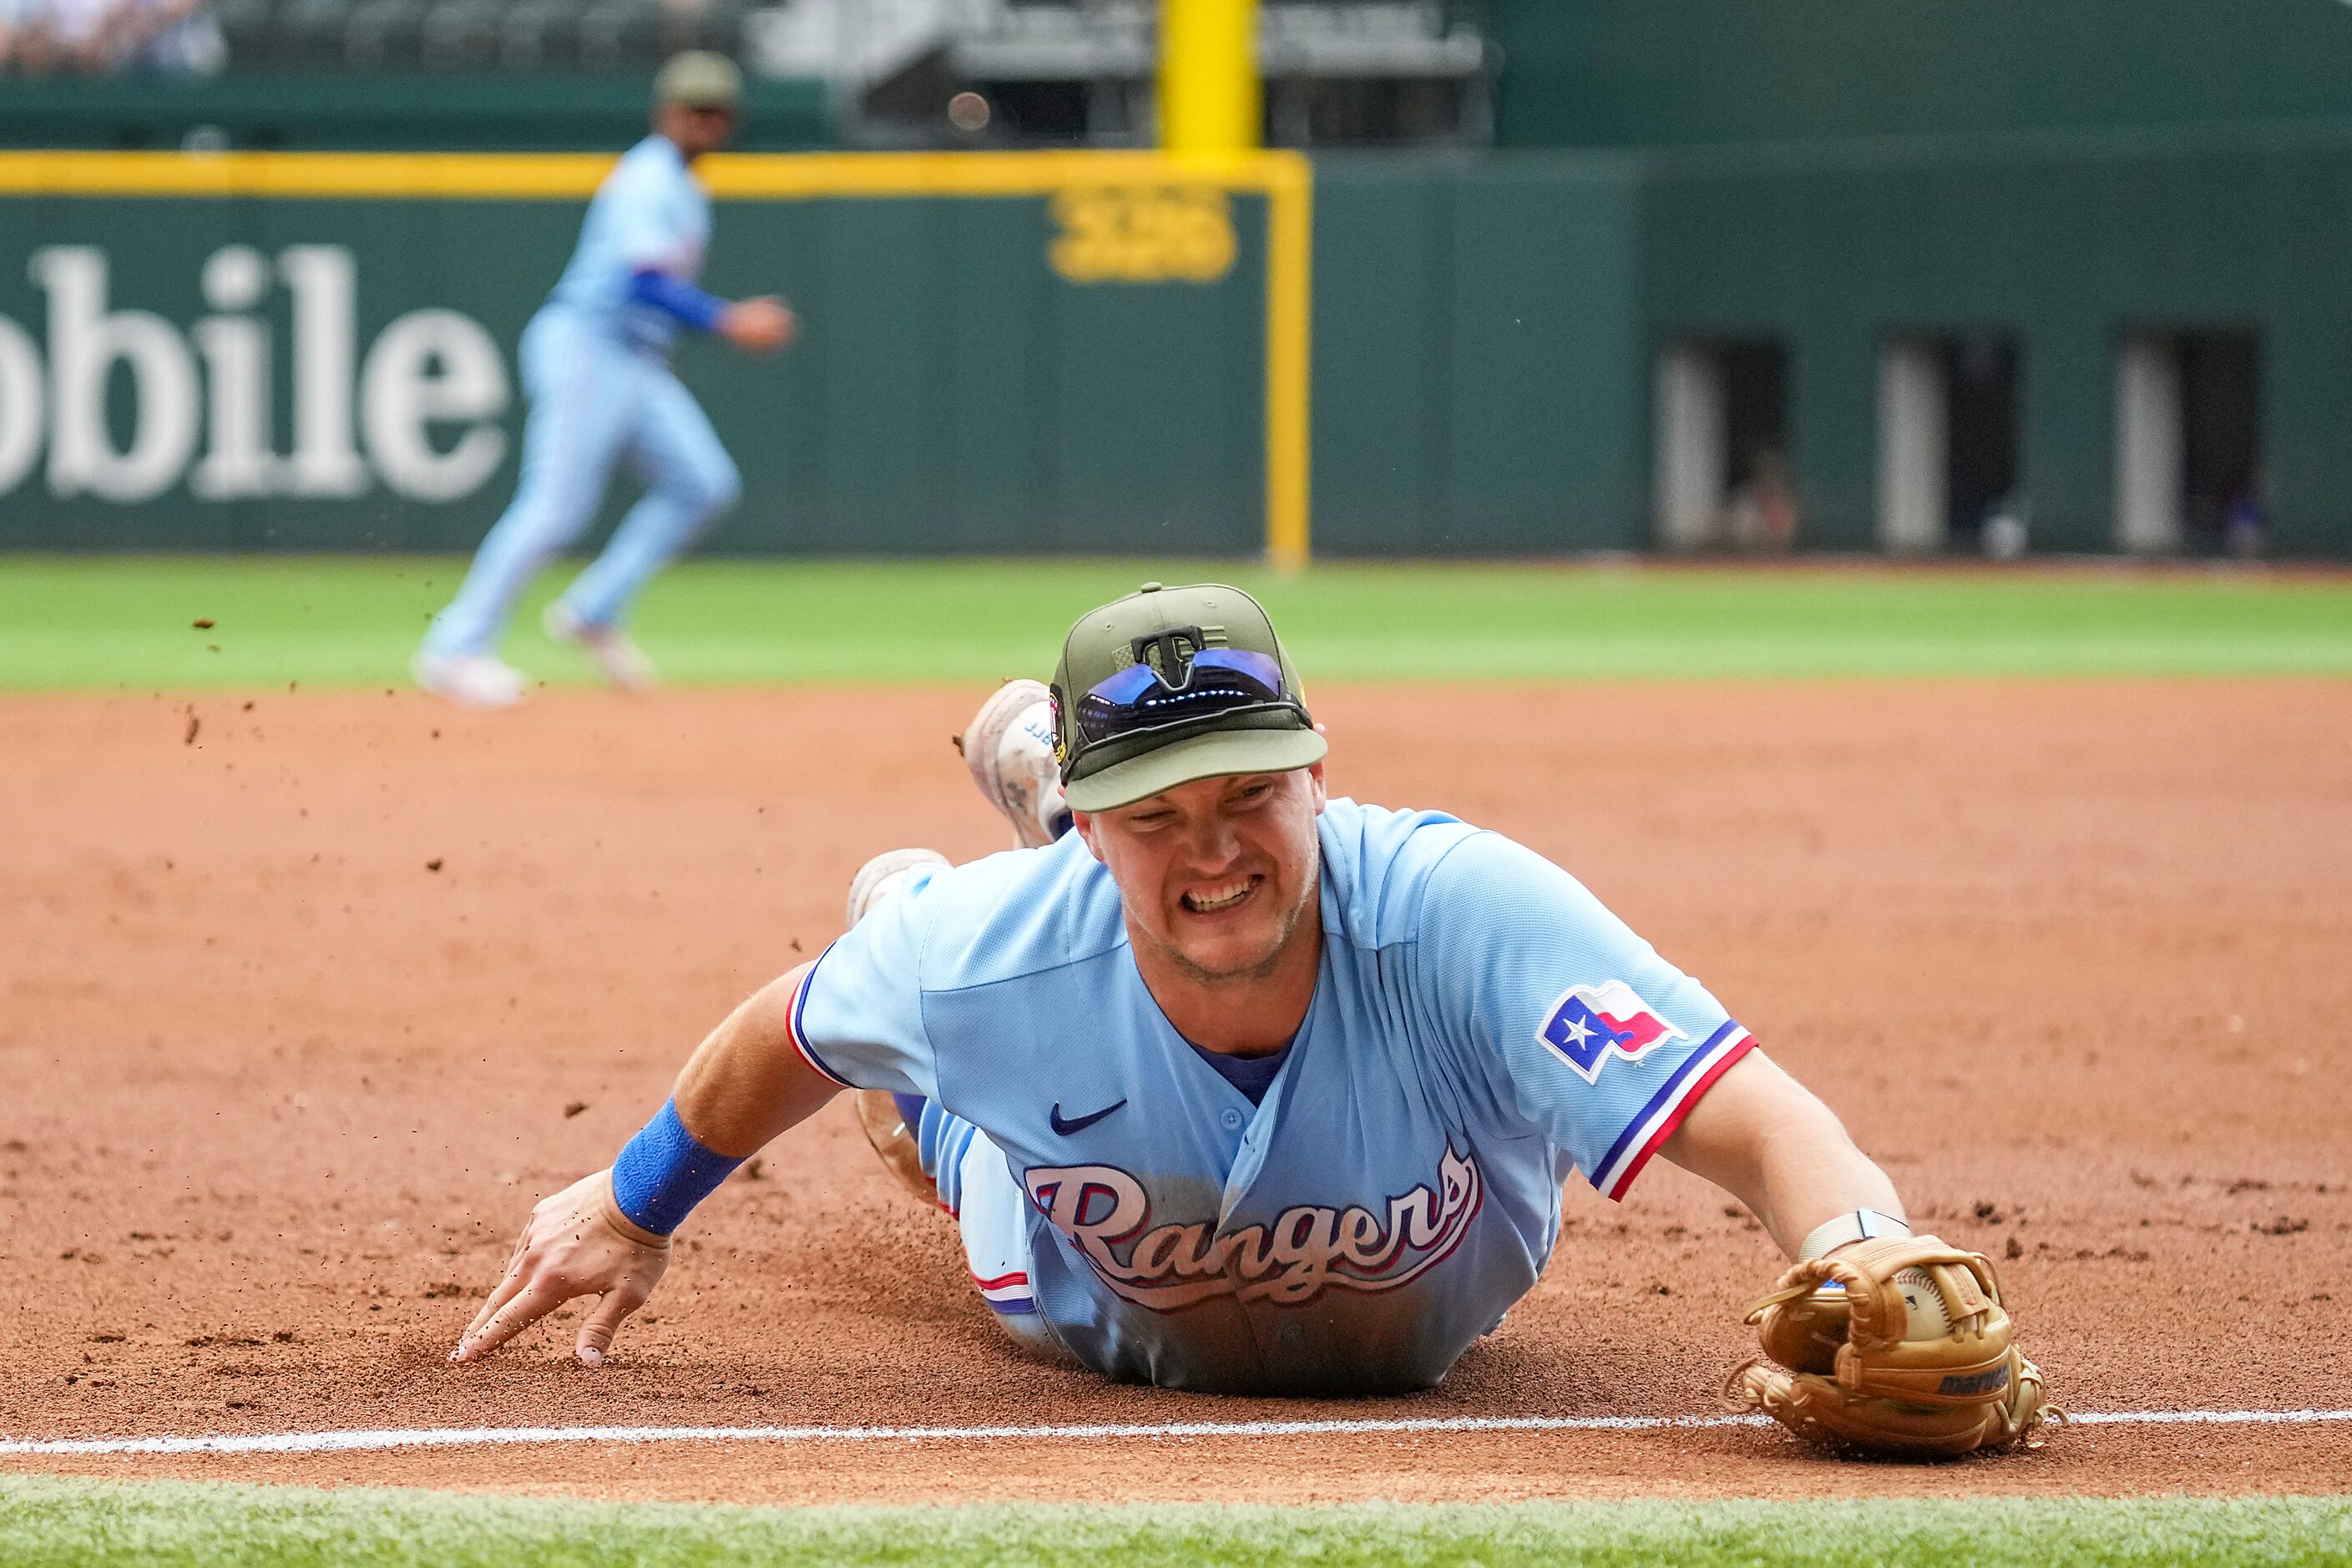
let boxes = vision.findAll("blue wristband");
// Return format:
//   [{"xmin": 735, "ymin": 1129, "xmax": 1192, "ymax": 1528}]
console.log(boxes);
[
  {"xmin": 610, "ymin": 1098, "xmax": 744, "ymax": 1235},
  {"xmin": 628, "ymin": 268, "xmax": 727, "ymax": 332}
]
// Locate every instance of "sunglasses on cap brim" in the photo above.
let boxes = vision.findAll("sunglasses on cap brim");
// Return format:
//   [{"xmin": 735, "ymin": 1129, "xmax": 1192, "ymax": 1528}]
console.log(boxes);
[{"xmin": 1071, "ymin": 648, "xmax": 1305, "ymax": 750}]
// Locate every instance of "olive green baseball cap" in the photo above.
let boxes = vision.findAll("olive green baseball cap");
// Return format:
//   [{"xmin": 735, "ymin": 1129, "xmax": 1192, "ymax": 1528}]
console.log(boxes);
[
  {"xmin": 1050, "ymin": 581, "xmax": 1326, "ymax": 812},
  {"xmin": 655, "ymin": 51, "xmax": 743, "ymax": 110}
]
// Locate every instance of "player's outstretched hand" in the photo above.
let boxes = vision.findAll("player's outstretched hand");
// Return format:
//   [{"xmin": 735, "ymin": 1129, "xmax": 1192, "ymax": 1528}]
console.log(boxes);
[
  {"xmin": 449, "ymin": 1169, "xmax": 671, "ymax": 1368},
  {"xmin": 721, "ymin": 296, "xmax": 796, "ymax": 354}
]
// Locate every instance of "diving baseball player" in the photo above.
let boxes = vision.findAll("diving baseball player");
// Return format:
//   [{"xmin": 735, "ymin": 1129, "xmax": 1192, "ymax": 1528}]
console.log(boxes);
[
  {"xmin": 453, "ymin": 584, "xmax": 2051, "ymax": 1455},
  {"xmin": 414, "ymin": 51, "xmax": 794, "ymax": 711}
]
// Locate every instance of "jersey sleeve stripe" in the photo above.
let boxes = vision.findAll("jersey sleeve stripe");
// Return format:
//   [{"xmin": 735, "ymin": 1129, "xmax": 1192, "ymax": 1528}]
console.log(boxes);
[
  {"xmin": 1587, "ymin": 1023, "xmax": 1753, "ymax": 1201},
  {"xmin": 1586, "ymin": 1019, "xmax": 1741, "ymax": 1184},
  {"xmin": 784, "ymin": 945, "xmax": 856, "ymax": 1088}
]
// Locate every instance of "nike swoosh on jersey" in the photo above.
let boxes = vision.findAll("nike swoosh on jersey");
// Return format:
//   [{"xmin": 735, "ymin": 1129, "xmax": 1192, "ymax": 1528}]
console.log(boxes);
[{"xmin": 1049, "ymin": 1099, "xmax": 1128, "ymax": 1136}]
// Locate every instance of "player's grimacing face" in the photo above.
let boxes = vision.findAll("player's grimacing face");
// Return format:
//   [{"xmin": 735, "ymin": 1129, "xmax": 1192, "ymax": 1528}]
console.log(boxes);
[{"xmin": 1076, "ymin": 763, "xmax": 1328, "ymax": 982}]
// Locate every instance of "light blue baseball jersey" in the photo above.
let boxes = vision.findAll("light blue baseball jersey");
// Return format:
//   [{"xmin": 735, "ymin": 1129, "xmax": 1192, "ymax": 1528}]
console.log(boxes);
[
  {"xmin": 791, "ymin": 799, "xmax": 1754, "ymax": 1396},
  {"xmin": 546, "ymin": 135, "xmax": 713, "ymax": 353}
]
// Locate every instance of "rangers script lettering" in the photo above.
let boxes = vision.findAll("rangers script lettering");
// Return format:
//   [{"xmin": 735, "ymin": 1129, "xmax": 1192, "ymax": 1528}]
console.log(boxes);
[{"xmin": 1024, "ymin": 1146, "xmax": 1484, "ymax": 1310}]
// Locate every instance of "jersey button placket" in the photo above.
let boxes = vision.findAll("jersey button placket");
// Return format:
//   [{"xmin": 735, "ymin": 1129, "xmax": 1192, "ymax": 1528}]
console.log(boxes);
[{"xmin": 1218, "ymin": 1107, "xmax": 1245, "ymax": 1130}]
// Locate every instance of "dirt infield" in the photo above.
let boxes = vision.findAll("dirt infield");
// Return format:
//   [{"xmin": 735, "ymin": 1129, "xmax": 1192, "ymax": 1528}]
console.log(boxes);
[{"xmin": 2, "ymin": 680, "xmax": 2347, "ymax": 1505}]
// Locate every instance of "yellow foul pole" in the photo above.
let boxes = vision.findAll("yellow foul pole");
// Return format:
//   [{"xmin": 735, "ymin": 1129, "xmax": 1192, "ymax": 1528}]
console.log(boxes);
[
  {"xmin": 1159, "ymin": 0, "xmax": 1309, "ymax": 570},
  {"xmin": 1261, "ymin": 157, "xmax": 1312, "ymax": 574},
  {"xmin": 1159, "ymin": 0, "xmax": 1260, "ymax": 152}
]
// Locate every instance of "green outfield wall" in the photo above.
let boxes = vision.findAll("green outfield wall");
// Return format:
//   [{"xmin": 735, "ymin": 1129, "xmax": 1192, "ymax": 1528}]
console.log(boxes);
[
  {"xmin": 0, "ymin": 163, "xmax": 1271, "ymax": 555},
  {"xmin": 1490, "ymin": 0, "xmax": 2352, "ymax": 149},
  {"xmin": 1316, "ymin": 126, "xmax": 2352, "ymax": 558},
  {"xmin": 5, "ymin": 132, "xmax": 2352, "ymax": 558},
  {"xmin": 1309, "ymin": 157, "xmax": 1645, "ymax": 554},
  {"xmin": 1632, "ymin": 119, "xmax": 2352, "ymax": 559}
]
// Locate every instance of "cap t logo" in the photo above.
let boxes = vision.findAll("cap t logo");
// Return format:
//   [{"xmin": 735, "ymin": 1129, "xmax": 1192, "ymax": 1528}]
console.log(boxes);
[{"xmin": 1132, "ymin": 627, "xmax": 1206, "ymax": 687}]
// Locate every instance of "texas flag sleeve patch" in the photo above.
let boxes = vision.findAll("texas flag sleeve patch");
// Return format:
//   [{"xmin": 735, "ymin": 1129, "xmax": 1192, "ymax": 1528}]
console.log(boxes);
[{"xmin": 1537, "ymin": 980, "xmax": 1689, "ymax": 1083}]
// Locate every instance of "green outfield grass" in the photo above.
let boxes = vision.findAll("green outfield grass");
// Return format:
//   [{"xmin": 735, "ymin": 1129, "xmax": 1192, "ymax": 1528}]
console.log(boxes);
[
  {"xmin": 3, "ymin": 555, "xmax": 2350, "ymax": 692},
  {"xmin": 1, "ymin": 1479, "xmax": 2347, "ymax": 1566}
]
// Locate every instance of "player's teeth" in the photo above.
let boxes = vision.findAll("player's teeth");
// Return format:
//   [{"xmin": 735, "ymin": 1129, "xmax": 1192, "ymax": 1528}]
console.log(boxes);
[{"xmin": 1186, "ymin": 880, "xmax": 1252, "ymax": 912}]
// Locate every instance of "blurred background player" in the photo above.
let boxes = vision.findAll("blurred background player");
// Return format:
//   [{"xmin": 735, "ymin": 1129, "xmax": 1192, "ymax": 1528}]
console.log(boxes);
[{"xmin": 414, "ymin": 49, "xmax": 796, "ymax": 711}]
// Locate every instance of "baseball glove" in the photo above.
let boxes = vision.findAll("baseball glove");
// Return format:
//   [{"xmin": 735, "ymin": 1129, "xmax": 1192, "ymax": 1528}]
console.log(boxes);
[{"xmin": 1721, "ymin": 1234, "xmax": 2056, "ymax": 1458}]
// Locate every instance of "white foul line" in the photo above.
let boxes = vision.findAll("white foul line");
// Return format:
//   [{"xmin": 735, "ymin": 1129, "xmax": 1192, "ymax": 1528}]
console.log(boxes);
[{"xmin": 2, "ymin": 1408, "xmax": 2348, "ymax": 1459}]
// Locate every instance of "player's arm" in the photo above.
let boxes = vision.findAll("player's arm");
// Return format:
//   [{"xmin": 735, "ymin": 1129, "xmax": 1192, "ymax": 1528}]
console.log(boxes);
[
  {"xmin": 606, "ymin": 159, "xmax": 795, "ymax": 354},
  {"xmin": 449, "ymin": 959, "xmax": 836, "ymax": 1366},
  {"xmin": 1657, "ymin": 1050, "xmax": 1906, "ymax": 1260},
  {"xmin": 668, "ymin": 960, "xmax": 840, "ymax": 1154},
  {"xmin": 626, "ymin": 269, "xmax": 795, "ymax": 353}
]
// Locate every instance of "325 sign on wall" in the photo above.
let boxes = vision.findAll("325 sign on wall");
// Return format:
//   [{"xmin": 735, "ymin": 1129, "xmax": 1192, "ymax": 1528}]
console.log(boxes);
[
  {"xmin": 1049, "ymin": 187, "xmax": 1237, "ymax": 285},
  {"xmin": 0, "ymin": 245, "xmax": 511, "ymax": 504}
]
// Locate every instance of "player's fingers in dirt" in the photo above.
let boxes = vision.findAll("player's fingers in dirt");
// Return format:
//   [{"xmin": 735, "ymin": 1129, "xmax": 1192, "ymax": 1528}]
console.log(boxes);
[
  {"xmin": 451, "ymin": 1279, "xmax": 573, "ymax": 1362},
  {"xmin": 574, "ymin": 1268, "xmax": 664, "ymax": 1367},
  {"xmin": 453, "ymin": 1226, "xmax": 585, "ymax": 1358},
  {"xmin": 460, "ymin": 1252, "xmax": 536, "ymax": 1346},
  {"xmin": 453, "ymin": 1173, "xmax": 673, "ymax": 1362}
]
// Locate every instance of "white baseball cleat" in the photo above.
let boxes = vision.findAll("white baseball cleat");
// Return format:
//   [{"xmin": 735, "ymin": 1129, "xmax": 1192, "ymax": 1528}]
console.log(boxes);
[
  {"xmin": 411, "ymin": 649, "xmax": 528, "ymax": 711},
  {"xmin": 958, "ymin": 678, "xmax": 1071, "ymax": 849},
  {"xmin": 846, "ymin": 846, "xmax": 950, "ymax": 928},
  {"xmin": 543, "ymin": 601, "xmax": 655, "ymax": 692}
]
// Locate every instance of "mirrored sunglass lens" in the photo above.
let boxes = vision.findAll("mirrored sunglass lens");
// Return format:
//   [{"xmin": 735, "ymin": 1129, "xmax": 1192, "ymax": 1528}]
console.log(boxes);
[
  {"xmin": 1075, "ymin": 650, "xmax": 1289, "ymax": 745},
  {"xmin": 1088, "ymin": 664, "xmax": 1161, "ymax": 707},
  {"xmin": 1184, "ymin": 650, "xmax": 1283, "ymax": 691}
]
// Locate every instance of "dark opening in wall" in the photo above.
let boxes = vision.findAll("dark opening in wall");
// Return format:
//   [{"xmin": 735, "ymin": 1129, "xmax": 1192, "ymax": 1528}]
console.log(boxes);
[
  {"xmin": 1655, "ymin": 337, "xmax": 1793, "ymax": 549},
  {"xmin": 2117, "ymin": 328, "xmax": 2263, "ymax": 555},
  {"xmin": 1720, "ymin": 341, "xmax": 1788, "ymax": 496},
  {"xmin": 1656, "ymin": 338, "xmax": 1797, "ymax": 545},
  {"xmin": 1945, "ymin": 335, "xmax": 2021, "ymax": 545},
  {"xmin": 2180, "ymin": 331, "xmax": 2262, "ymax": 552},
  {"xmin": 1720, "ymin": 341, "xmax": 1793, "ymax": 549}
]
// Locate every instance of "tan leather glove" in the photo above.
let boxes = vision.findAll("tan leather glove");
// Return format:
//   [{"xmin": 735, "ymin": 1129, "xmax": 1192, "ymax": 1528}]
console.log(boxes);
[{"xmin": 1722, "ymin": 1234, "xmax": 2057, "ymax": 1457}]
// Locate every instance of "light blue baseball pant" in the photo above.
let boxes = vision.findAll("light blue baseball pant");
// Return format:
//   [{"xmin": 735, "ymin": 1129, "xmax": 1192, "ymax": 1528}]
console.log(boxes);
[
  {"xmin": 423, "ymin": 306, "xmax": 741, "ymax": 660},
  {"xmin": 903, "ymin": 1093, "xmax": 1066, "ymax": 1358}
]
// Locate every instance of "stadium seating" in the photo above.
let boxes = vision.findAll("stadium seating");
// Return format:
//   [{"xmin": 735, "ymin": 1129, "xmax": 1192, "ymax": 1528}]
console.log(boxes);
[{"xmin": 205, "ymin": 0, "xmax": 746, "ymax": 73}]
